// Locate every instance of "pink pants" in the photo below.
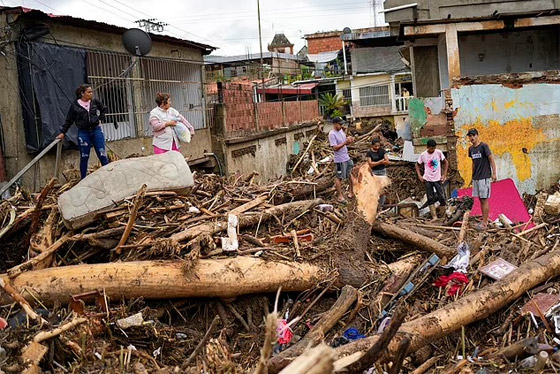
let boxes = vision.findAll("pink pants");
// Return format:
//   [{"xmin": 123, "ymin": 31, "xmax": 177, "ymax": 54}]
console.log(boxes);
[{"xmin": 153, "ymin": 142, "xmax": 179, "ymax": 154}]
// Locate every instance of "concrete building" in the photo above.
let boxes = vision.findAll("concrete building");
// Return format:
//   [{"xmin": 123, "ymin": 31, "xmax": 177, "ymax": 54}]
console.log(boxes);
[
  {"xmin": 268, "ymin": 33, "xmax": 294, "ymax": 55},
  {"xmin": 204, "ymin": 52, "xmax": 301, "ymax": 82},
  {"xmin": 304, "ymin": 31, "xmax": 344, "ymax": 55},
  {"xmin": 384, "ymin": 0, "xmax": 560, "ymax": 194},
  {"xmin": 336, "ymin": 27, "xmax": 412, "ymax": 129},
  {"xmin": 0, "ymin": 6, "xmax": 217, "ymax": 190}
]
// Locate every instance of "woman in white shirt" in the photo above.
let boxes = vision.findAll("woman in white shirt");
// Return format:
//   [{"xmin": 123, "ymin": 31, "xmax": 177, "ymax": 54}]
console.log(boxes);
[{"xmin": 149, "ymin": 92, "xmax": 195, "ymax": 154}]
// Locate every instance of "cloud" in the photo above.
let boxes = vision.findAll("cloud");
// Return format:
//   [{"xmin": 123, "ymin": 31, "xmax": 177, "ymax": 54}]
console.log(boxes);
[{"xmin": 5, "ymin": 0, "xmax": 378, "ymax": 55}]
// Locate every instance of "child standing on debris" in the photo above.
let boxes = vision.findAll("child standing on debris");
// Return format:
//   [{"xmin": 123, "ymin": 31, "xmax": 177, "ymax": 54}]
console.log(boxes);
[
  {"xmin": 56, "ymin": 84, "xmax": 109, "ymax": 179},
  {"xmin": 368, "ymin": 138, "xmax": 390, "ymax": 206},
  {"xmin": 467, "ymin": 128, "xmax": 497, "ymax": 230},
  {"xmin": 367, "ymin": 138, "xmax": 389, "ymax": 177},
  {"xmin": 149, "ymin": 92, "xmax": 195, "ymax": 154},
  {"xmin": 328, "ymin": 117, "xmax": 355, "ymax": 203},
  {"xmin": 416, "ymin": 139, "xmax": 448, "ymax": 212}
]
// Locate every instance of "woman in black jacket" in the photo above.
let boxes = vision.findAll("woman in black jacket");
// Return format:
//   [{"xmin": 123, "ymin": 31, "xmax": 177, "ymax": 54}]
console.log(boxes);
[{"xmin": 57, "ymin": 84, "xmax": 109, "ymax": 179}]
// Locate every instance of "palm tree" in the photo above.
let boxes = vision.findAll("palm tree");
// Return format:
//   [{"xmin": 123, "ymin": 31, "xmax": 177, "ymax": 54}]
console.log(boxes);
[{"xmin": 319, "ymin": 93, "xmax": 346, "ymax": 119}]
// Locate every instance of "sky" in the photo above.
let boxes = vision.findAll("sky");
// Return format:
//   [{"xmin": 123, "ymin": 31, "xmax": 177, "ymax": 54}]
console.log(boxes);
[{"xmin": 2, "ymin": 0, "xmax": 386, "ymax": 55}]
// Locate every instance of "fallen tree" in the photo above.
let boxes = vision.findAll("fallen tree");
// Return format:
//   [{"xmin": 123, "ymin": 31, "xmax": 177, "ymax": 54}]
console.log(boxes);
[
  {"xmin": 2, "ymin": 164, "xmax": 393, "ymax": 305},
  {"xmin": 372, "ymin": 222, "xmax": 455, "ymax": 259}
]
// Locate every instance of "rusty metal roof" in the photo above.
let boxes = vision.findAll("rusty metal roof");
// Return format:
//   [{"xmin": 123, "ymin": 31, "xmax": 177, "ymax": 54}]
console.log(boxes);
[{"xmin": 0, "ymin": 6, "xmax": 216, "ymax": 54}]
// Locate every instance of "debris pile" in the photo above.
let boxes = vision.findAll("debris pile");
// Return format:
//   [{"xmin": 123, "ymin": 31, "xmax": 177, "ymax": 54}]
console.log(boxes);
[{"xmin": 0, "ymin": 149, "xmax": 559, "ymax": 373}]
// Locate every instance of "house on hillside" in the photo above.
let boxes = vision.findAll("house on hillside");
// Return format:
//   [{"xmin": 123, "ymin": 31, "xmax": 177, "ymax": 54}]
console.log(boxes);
[
  {"xmin": 335, "ymin": 27, "xmax": 412, "ymax": 128},
  {"xmin": 0, "ymin": 6, "xmax": 216, "ymax": 189},
  {"xmin": 268, "ymin": 33, "xmax": 294, "ymax": 54},
  {"xmin": 204, "ymin": 52, "xmax": 302, "ymax": 82},
  {"xmin": 384, "ymin": 0, "xmax": 560, "ymax": 194}
]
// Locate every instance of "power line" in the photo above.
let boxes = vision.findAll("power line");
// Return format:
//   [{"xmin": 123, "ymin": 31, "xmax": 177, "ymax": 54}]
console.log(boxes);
[
  {"xmin": 165, "ymin": 1, "xmax": 371, "ymax": 20},
  {"xmin": 108, "ymin": 0, "xmax": 215, "ymax": 44},
  {"xmin": 169, "ymin": 6, "xmax": 372, "ymax": 23}
]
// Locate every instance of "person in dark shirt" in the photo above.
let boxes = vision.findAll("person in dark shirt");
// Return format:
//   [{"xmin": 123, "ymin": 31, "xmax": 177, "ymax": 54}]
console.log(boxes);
[
  {"xmin": 467, "ymin": 128, "xmax": 497, "ymax": 230},
  {"xmin": 57, "ymin": 84, "xmax": 109, "ymax": 179},
  {"xmin": 367, "ymin": 138, "xmax": 389, "ymax": 176},
  {"xmin": 367, "ymin": 138, "xmax": 390, "ymax": 206}
]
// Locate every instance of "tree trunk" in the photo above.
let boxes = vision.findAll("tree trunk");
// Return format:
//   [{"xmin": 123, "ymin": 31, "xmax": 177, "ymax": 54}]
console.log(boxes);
[
  {"xmin": 331, "ymin": 248, "xmax": 560, "ymax": 370},
  {"xmin": 2, "ymin": 258, "xmax": 327, "ymax": 305},
  {"xmin": 372, "ymin": 222, "xmax": 455, "ymax": 259}
]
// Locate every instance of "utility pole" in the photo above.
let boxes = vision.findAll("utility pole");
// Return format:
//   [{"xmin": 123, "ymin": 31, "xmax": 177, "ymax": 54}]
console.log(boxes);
[
  {"xmin": 135, "ymin": 19, "xmax": 168, "ymax": 33},
  {"xmin": 257, "ymin": 0, "xmax": 266, "ymax": 102}
]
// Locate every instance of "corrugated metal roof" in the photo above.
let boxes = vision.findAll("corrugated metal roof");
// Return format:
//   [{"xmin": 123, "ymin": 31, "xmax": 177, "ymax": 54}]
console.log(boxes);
[
  {"xmin": 0, "ymin": 6, "xmax": 216, "ymax": 54},
  {"xmin": 204, "ymin": 52, "xmax": 301, "ymax": 64},
  {"xmin": 352, "ymin": 46, "xmax": 408, "ymax": 74}
]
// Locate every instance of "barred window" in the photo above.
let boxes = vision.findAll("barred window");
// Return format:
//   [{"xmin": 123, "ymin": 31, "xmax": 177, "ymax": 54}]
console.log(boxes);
[
  {"xmin": 359, "ymin": 85, "xmax": 390, "ymax": 107},
  {"xmin": 342, "ymin": 88, "xmax": 351, "ymax": 102}
]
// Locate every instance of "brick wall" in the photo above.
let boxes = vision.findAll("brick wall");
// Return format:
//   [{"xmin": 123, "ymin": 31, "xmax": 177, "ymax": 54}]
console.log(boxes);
[
  {"xmin": 307, "ymin": 35, "xmax": 342, "ymax": 54},
  {"xmin": 221, "ymin": 83, "xmax": 320, "ymax": 137}
]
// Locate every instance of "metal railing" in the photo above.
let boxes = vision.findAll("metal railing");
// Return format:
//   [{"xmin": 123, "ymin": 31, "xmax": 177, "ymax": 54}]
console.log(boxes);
[
  {"xmin": 87, "ymin": 51, "xmax": 138, "ymax": 141},
  {"xmin": 395, "ymin": 95, "xmax": 413, "ymax": 113},
  {"xmin": 86, "ymin": 50, "xmax": 208, "ymax": 141},
  {"xmin": 139, "ymin": 57, "xmax": 206, "ymax": 136}
]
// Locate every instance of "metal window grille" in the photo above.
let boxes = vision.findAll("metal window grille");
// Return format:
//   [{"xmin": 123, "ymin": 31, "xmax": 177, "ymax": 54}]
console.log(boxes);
[
  {"xmin": 87, "ymin": 51, "xmax": 138, "ymax": 141},
  {"xmin": 342, "ymin": 89, "xmax": 351, "ymax": 102},
  {"xmin": 359, "ymin": 85, "xmax": 390, "ymax": 107},
  {"xmin": 139, "ymin": 57, "xmax": 206, "ymax": 136}
]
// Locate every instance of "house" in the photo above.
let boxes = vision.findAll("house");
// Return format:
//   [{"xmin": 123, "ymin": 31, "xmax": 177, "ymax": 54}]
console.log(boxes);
[
  {"xmin": 268, "ymin": 33, "xmax": 294, "ymax": 54},
  {"xmin": 384, "ymin": 0, "xmax": 560, "ymax": 194},
  {"xmin": 0, "ymin": 6, "xmax": 216, "ymax": 189},
  {"xmin": 204, "ymin": 52, "xmax": 302, "ymax": 82},
  {"xmin": 304, "ymin": 30, "xmax": 344, "ymax": 55},
  {"xmin": 335, "ymin": 26, "xmax": 412, "ymax": 128}
]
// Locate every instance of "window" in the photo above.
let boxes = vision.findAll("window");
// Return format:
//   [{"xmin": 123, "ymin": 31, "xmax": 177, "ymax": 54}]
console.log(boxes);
[
  {"xmin": 342, "ymin": 89, "xmax": 351, "ymax": 102},
  {"xmin": 359, "ymin": 85, "xmax": 390, "ymax": 107}
]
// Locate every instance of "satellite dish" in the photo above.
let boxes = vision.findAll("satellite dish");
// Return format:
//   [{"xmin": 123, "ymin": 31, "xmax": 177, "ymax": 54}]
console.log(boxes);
[
  {"xmin": 122, "ymin": 28, "xmax": 152, "ymax": 56},
  {"xmin": 342, "ymin": 27, "xmax": 352, "ymax": 35}
]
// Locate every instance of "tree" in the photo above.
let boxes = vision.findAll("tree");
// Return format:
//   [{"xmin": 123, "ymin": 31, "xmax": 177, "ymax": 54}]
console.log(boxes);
[{"xmin": 318, "ymin": 93, "xmax": 346, "ymax": 119}]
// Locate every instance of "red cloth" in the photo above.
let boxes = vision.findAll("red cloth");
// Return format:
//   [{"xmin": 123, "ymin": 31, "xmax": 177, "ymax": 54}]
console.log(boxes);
[
  {"xmin": 276, "ymin": 319, "xmax": 294, "ymax": 345},
  {"xmin": 434, "ymin": 272, "xmax": 469, "ymax": 296}
]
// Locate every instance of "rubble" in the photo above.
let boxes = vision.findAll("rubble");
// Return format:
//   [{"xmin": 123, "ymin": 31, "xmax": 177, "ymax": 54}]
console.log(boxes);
[{"xmin": 0, "ymin": 133, "xmax": 559, "ymax": 373}]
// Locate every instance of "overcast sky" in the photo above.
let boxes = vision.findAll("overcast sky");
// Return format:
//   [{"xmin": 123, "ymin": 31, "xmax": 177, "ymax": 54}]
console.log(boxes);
[{"xmin": 3, "ymin": 0, "xmax": 386, "ymax": 55}]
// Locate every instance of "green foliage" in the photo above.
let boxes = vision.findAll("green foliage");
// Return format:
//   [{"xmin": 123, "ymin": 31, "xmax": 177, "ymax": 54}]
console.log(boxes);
[
  {"xmin": 330, "ymin": 109, "xmax": 344, "ymax": 118},
  {"xmin": 319, "ymin": 93, "xmax": 346, "ymax": 118}
]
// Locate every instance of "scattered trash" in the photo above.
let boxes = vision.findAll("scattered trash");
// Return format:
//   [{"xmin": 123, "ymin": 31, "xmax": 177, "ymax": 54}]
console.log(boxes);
[
  {"xmin": 545, "ymin": 192, "xmax": 560, "ymax": 215},
  {"xmin": 276, "ymin": 319, "xmax": 294, "ymax": 345},
  {"xmin": 316, "ymin": 204, "xmax": 334, "ymax": 212},
  {"xmin": 479, "ymin": 258, "xmax": 518, "ymax": 280},
  {"xmin": 520, "ymin": 293, "xmax": 560, "ymax": 317},
  {"xmin": 434, "ymin": 272, "xmax": 470, "ymax": 296},
  {"xmin": 444, "ymin": 242, "xmax": 470, "ymax": 273},
  {"xmin": 343, "ymin": 328, "xmax": 365, "ymax": 341},
  {"xmin": 116, "ymin": 312, "xmax": 144, "ymax": 329},
  {"xmin": 221, "ymin": 214, "xmax": 239, "ymax": 252},
  {"xmin": 0, "ymin": 317, "xmax": 7, "ymax": 330},
  {"xmin": 188, "ymin": 206, "xmax": 201, "ymax": 214}
]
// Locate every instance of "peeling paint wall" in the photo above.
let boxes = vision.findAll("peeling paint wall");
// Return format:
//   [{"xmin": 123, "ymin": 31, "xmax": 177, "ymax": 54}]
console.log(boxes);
[{"xmin": 452, "ymin": 84, "xmax": 560, "ymax": 194}]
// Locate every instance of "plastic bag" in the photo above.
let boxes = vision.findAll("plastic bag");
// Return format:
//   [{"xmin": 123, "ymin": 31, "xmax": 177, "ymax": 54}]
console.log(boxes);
[{"xmin": 174, "ymin": 122, "xmax": 191, "ymax": 143}]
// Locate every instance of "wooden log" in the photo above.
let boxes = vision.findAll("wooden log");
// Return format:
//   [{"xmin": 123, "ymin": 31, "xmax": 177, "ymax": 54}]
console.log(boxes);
[
  {"xmin": 3, "ymin": 258, "xmax": 328, "ymax": 305},
  {"xmin": 489, "ymin": 337, "xmax": 539, "ymax": 361},
  {"xmin": 332, "ymin": 248, "xmax": 560, "ymax": 370},
  {"xmin": 373, "ymin": 222, "xmax": 455, "ymax": 259},
  {"xmin": 268, "ymin": 285, "xmax": 358, "ymax": 371},
  {"xmin": 278, "ymin": 344, "xmax": 335, "ymax": 374}
]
